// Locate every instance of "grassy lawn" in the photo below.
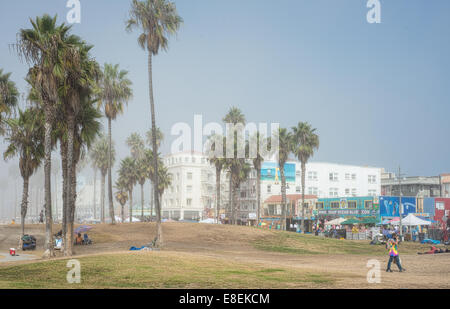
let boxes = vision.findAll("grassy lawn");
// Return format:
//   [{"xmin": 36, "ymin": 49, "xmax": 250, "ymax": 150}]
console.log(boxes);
[
  {"xmin": 253, "ymin": 231, "xmax": 430, "ymax": 256},
  {"xmin": 0, "ymin": 251, "xmax": 336, "ymax": 289}
]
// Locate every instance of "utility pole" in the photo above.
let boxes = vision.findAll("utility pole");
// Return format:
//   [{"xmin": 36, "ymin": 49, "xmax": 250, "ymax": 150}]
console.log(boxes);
[{"xmin": 398, "ymin": 166, "xmax": 405, "ymax": 240}]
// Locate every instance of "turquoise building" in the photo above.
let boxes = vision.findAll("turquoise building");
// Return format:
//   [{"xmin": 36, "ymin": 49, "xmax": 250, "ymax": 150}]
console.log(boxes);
[{"xmin": 314, "ymin": 196, "xmax": 380, "ymax": 220}]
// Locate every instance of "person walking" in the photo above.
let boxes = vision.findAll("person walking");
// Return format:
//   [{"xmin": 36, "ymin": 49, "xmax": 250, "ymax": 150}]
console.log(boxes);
[
  {"xmin": 386, "ymin": 233, "xmax": 405, "ymax": 272},
  {"xmin": 39, "ymin": 210, "xmax": 44, "ymax": 224}
]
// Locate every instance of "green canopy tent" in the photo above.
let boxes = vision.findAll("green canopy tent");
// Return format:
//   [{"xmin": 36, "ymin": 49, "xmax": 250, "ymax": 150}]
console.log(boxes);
[
  {"xmin": 360, "ymin": 217, "xmax": 378, "ymax": 225},
  {"xmin": 341, "ymin": 218, "xmax": 360, "ymax": 225}
]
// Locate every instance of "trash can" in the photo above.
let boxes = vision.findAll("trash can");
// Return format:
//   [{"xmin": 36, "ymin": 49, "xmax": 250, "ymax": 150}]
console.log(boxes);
[{"xmin": 10, "ymin": 248, "xmax": 16, "ymax": 256}]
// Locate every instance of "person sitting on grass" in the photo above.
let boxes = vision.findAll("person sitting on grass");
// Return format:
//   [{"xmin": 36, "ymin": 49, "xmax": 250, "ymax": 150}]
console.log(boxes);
[
  {"xmin": 386, "ymin": 233, "xmax": 405, "ymax": 273},
  {"xmin": 75, "ymin": 233, "xmax": 83, "ymax": 245}
]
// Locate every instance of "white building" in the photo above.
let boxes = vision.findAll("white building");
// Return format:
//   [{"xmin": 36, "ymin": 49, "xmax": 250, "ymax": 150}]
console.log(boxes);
[
  {"xmin": 160, "ymin": 152, "xmax": 382, "ymax": 223},
  {"xmin": 260, "ymin": 161, "xmax": 382, "ymax": 202},
  {"xmin": 161, "ymin": 151, "xmax": 216, "ymax": 221}
]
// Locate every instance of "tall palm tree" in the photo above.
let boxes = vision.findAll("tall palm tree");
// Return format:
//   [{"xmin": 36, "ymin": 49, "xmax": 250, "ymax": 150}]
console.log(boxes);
[
  {"xmin": 223, "ymin": 107, "xmax": 246, "ymax": 225},
  {"xmin": 17, "ymin": 14, "xmax": 81, "ymax": 256},
  {"xmin": 61, "ymin": 38, "xmax": 100, "ymax": 256},
  {"xmin": 275, "ymin": 128, "xmax": 293, "ymax": 231},
  {"xmin": 90, "ymin": 133, "xmax": 115, "ymax": 223},
  {"xmin": 119, "ymin": 157, "xmax": 138, "ymax": 223},
  {"xmin": 115, "ymin": 177, "xmax": 129, "ymax": 223},
  {"xmin": 126, "ymin": 0, "xmax": 182, "ymax": 247},
  {"xmin": 3, "ymin": 108, "xmax": 44, "ymax": 241},
  {"xmin": 0, "ymin": 69, "xmax": 19, "ymax": 134},
  {"xmin": 97, "ymin": 63, "xmax": 133, "ymax": 225},
  {"xmin": 292, "ymin": 122, "xmax": 319, "ymax": 234}
]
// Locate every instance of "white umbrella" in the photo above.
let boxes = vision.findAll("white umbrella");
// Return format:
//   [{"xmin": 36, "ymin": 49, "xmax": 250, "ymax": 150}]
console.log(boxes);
[
  {"xmin": 325, "ymin": 218, "xmax": 346, "ymax": 226},
  {"xmin": 392, "ymin": 213, "xmax": 431, "ymax": 226}
]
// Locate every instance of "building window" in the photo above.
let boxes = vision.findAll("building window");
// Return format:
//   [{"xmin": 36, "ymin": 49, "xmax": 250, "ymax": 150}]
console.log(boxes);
[
  {"xmin": 296, "ymin": 186, "xmax": 301, "ymax": 193},
  {"xmin": 267, "ymin": 185, "xmax": 271, "ymax": 193},
  {"xmin": 186, "ymin": 199, "xmax": 192, "ymax": 206},
  {"xmin": 331, "ymin": 202, "xmax": 340, "ymax": 209},
  {"xmin": 345, "ymin": 188, "xmax": 350, "ymax": 196},
  {"xmin": 368, "ymin": 189, "xmax": 377, "ymax": 196},
  {"xmin": 368, "ymin": 175, "xmax": 377, "ymax": 184},
  {"xmin": 192, "ymin": 157, "xmax": 196, "ymax": 163},
  {"xmin": 187, "ymin": 172, "xmax": 193, "ymax": 180},
  {"xmin": 329, "ymin": 172, "xmax": 338, "ymax": 182},
  {"xmin": 348, "ymin": 201, "xmax": 357, "ymax": 209},
  {"xmin": 329, "ymin": 188, "xmax": 338, "ymax": 197},
  {"xmin": 351, "ymin": 174, "xmax": 356, "ymax": 180},
  {"xmin": 345, "ymin": 173, "xmax": 351, "ymax": 180},
  {"xmin": 296, "ymin": 170, "xmax": 301, "ymax": 177},
  {"xmin": 187, "ymin": 185, "xmax": 193, "ymax": 193},
  {"xmin": 352, "ymin": 188, "xmax": 357, "ymax": 197},
  {"xmin": 365, "ymin": 200, "xmax": 373, "ymax": 209},
  {"xmin": 316, "ymin": 202, "xmax": 324, "ymax": 209},
  {"xmin": 308, "ymin": 187, "xmax": 318, "ymax": 195},
  {"xmin": 308, "ymin": 171, "xmax": 318, "ymax": 180}
]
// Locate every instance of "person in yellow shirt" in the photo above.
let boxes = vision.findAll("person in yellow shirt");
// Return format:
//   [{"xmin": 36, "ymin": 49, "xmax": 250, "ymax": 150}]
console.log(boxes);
[{"xmin": 386, "ymin": 233, "xmax": 405, "ymax": 272}]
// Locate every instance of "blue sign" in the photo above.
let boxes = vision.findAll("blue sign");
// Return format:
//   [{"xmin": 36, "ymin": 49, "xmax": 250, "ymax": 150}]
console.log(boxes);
[
  {"xmin": 261, "ymin": 162, "xmax": 296, "ymax": 183},
  {"xmin": 379, "ymin": 196, "xmax": 416, "ymax": 217}
]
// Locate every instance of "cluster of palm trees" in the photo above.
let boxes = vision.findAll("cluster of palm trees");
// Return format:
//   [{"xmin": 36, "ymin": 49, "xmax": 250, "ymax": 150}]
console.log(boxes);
[
  {"xmin": 114, "ymin": 129, "xmax": 171, "ymax": 225},
  {"xmin": 0, "ymin": 0, "xmax": 183, "ymax": 255},
  {"xmin": 207, "ymin": 108, "xmax": 319, "ymax": 234}
]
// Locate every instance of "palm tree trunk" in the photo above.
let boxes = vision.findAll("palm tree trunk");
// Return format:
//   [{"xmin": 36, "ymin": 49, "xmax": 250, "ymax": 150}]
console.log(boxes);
[
  {"xmin": 20, "ymin": 176, "xmax": 30, "ymax": 238},
  {"xmin": 121, "ymin": 203, "xmax": 125, "ymax": 223},
  {"xmin": 215, "ymin": 165, "xmax": 221, "ymax": 224},
  {"xmin": 54, "ymin": 170, "xmax": 58, "ymax": 222},
  {"xmin": 107, "ymin": 117, "xmax": 115, "ymax": 225},
  {"xmin": 93, "ymin": 168, "xmax": 97, "ymax": 220},
  {"xmin": 229, "ymin": 173, "xmax": 232, "ymax": 224},
  {"xmin": 141, "ymin": 183, "xmax": 144, "ymax": 219},
  {"xmin": 256, "ymin": 167, "xmax": 261, "ymax": 224},
  {"xmin": 280, "ymin": 167, "xmax": 287, "ymax": 231},
  {"xmin": 67, "ymin": 161, "xmax": 77, "ymax": 256},
  {"xmin": 101, "ymin": 172, "xmax": 106, "ymax": 223},
  {"xmin": 14, "ymin": 179, "xmax": 18, "ymax": 221},
  {"xmin": 148, "ymin": 52, "xmax": 161, "ymax": 246},
  {"xmin": 65, "ymin": 115, "xmax": 75, "ymax": 256},
  {"xmin": 43, "ymin": 115, "xmax": 53, "ymax": 257},
  {"xmin": 301, "ymin": 162, "xmax": 306, "ymax": 234},
  {"xmin": 129, "ymin": 189, "xmax": 133, "ymax": 223},
  {"xmin": 61, "ymin": 143, "xmax": 68, "ymax": 252},
  {"xmin": 150, "ymin": 182, "xmax": 154, "ymax": 220}
]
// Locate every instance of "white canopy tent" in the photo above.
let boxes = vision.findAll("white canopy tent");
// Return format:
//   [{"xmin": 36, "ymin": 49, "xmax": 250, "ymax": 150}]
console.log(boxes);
[
  {"xmin": 325, "ymin": 218, "xmax": 346, "ymax": 226},
  {"xmin": 392, "ymin": 213, "xmax": 431, "ymax": 226}
]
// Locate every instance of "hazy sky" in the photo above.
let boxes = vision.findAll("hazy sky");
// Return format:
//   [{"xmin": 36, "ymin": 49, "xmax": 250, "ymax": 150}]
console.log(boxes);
[{"xmin": 1, "ymin": 0, "xmax": 449, "ymax": 187}]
